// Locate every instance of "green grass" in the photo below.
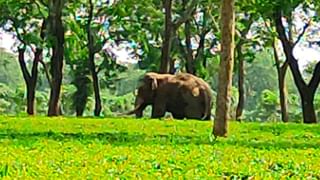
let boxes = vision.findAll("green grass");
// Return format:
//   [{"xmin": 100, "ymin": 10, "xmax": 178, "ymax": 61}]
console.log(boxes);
[{"xmin": 0, "ymin": 116, "xmax": 320, "ymax": 179}]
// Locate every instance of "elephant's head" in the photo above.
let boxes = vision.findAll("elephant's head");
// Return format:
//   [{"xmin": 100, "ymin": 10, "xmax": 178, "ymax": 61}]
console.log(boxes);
[{"xmin": 127, "ymin": 72, "xmax": 160, "ymax": 117}]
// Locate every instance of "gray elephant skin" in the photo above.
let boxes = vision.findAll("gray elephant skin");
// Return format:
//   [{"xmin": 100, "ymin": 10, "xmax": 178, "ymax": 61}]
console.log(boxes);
[{"xmin": 127, "ymin": 72, "xmax": 213, "ymax": 120}]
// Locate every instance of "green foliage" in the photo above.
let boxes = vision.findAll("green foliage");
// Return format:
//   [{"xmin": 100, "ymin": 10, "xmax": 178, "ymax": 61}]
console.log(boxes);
[
  {"xmin": 0, "ymin": 83, "xmax": 13, "ymax": 113},
  {"xmin": 0, "ymin": 117, "xmax": 320, "ymax": 178},
  {"xmin": 101, "ymin": 92, "xmax": 135, "ymax": 116},
  {"xmin": 0, "ymin": 83, "xmax": 25, "ymax": 114},
  {"xmin": 245, "ymin": 49, "xmax": 278, "ymax": 111},
  {"xmin": 0, "ymin": 49, "xmax": 23, "ymax": 87},
  {"xmin": 0, "ymin": 0, "xmax": 319, "ymax": 123},
  {"xmin": 35, "ymin": 89, "xmax": 50, "ymax": 114},
  {"xmin": 60, "ymin": 84, "xmax": 77, "ymax": 115}
]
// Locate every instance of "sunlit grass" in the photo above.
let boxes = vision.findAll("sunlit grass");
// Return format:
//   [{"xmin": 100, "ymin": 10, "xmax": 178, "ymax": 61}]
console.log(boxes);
[{"xmin": 0, "ymin": 116, "xmax": 320, "ymax": 178}]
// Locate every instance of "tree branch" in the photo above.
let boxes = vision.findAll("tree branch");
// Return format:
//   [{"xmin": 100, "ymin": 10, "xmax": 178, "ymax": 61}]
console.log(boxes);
[
  {"xmin": 195, "ymin": 28, "xmax": 210, "ymax": 61},
  {"xmin": 18, "ymin": 48, "xmax": 31, "ymax": 83},
  {"xmin": 175, "ymin": 35, "xmax": 188, "ymax": 60},
  {"xmin": 30, "ymin": 48, "xmax": 41, "ymax": 86},
  {"xmin": 263, "ymin": 18, "xmax": 274, "ymax": 35},
  {"xmin": 308, "ymin": 61, "xmax": 320, "ymax": 93},
  {"xmin": 38, "ymin": 0, "xmax": 48, "ymax": 6},
  {"xmin": 39, "ymin": 59, "xmax": 53, "ymax": 89},
  {"xmin": 272, "ymin": 38, "xmax": 282, "ymax": 70},
  {"xmin": 10, "ymin": 18, "xmax": 27, "ymax": 47},
  {"xmin": 274, "ymin": 10, "xmax": 292, "ymax": 57},
  {"xmin": 172, "ymin": 0, "xmax": 197, "ymax": 30},
  {"xmin": 293, "ymin": 20, "xmax": 311, "ymax": 48},
  {"xmin": 274, "ymin": 9, "xmax": 307, "ymax": 90},
  {"xmin": 93, "ymin": 37, "xmax": 108, "ymax": 54},
  {"xmin": 87, "ymin": 0, "xmax": 94, "ymax": 53}
]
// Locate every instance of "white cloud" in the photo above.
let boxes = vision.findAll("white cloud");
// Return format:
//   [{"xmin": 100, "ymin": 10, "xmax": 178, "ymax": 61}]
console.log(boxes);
[
  {"xmin": 0, "ymin": 31, "xmax": 15, "ymax": 52},
  {"xmin": 294, "ymin": 45, "xmax": 320, "ymax": 68}
]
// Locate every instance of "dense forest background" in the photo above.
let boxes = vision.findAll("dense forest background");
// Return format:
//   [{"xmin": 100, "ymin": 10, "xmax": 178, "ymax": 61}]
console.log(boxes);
[{"xmin": 0, "ymin": 0, "xmax": 320, "ymax": 123}]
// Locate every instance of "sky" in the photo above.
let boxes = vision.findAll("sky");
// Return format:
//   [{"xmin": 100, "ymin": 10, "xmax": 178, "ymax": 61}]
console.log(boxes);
[
  {"xmin": 0, "ymin": 31, "xmax": 14, "ymax": 51},
  {"xmin": 0, "ymin": 30, "xmax": 135, "ymax": 65},
  {"xmin": 1, "ymin": 30, "xmax": 320, "ymax": 67}
]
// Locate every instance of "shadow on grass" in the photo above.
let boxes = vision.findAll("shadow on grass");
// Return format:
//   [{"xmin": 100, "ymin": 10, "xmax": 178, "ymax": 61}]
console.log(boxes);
[
  {"xmin": 0, "ymin": 130, "xmax": 209, "ymax": 146},
  {"xmin": 0, "ymin": 130, "xmax": 319, "ymax": 150},
  {"xmin": 223, "ymin": 139, "xmax": 319, "ymax": 150}
]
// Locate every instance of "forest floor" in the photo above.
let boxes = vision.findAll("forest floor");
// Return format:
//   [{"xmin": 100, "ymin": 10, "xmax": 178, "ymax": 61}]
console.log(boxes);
[{"xmin": 0, "ymin": 116, "xmax": 320, "ymax": 178}]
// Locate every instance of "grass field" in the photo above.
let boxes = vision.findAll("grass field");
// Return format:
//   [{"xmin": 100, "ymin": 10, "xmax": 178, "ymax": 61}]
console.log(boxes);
[{"xmin": 0, "ymin": 116, "xmax": 320, "ymax": 179}]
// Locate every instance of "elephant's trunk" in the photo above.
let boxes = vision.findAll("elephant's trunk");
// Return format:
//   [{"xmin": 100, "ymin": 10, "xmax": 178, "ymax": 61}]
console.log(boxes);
[
  {"xmin": 126, "ymin": 97, "xmax": 144, "ymax": 115},
  {"xmin": 126, "ymin": 103, "xmax": 142, "ymax": 115}
]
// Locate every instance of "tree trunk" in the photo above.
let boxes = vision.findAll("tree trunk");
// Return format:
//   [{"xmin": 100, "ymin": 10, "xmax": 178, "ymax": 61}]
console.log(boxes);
[
  {"xmin": 183, "ymin": 0, "xmax": 195, "ymax": 75},
  {"xmin": 301, "ymin": 91, "xmax": 317, "ymax": 123},
  {"xmin": 234, "ymin": 18, "xmax": 252, "ymax": 121},
  {"xmin": 278, "ymin": 70, "xmax": 289, "ymax": 122},
  {"xmin": 235, "ymin": 56, "xmax": 245, "ymax": 121},
  {"xmin": 273, "ymin": 40, "xmax": 289, "ymax": 122},
  {"xmin": 169, "ymin": 58, "xmax": 176, "ymax": 74},
  {"xmin": 26, "ymin": 84, "xmax": 36, "ymax": 115},
  {"xmin": 18, "ymin": 48, "xmax": 41, "ymax": 115},
  {"xmin": 184, "ymin": 20, "xmax": 195, "ymax": 74},
  {"xmin": 89, "ymin": 52, "xmax": 102, "ymax": 116},
  {"xmin": 197, "ymin": 32, "xmax": 207, "ymax": 69},
  {"xmin": 76, "ymin": 106, "xmax": 85, "ymax": 117},
  {"xmin": 213, "ymin": 0, "xmax": 235, "ymax": 137},
  {"xmin": 87, "ymin": 0, "xmax": 102, "ymax": 116},
  {"xmin": 160, "ymin": 0, "xmax": 172, "ymax": 74},
  {"xmin": 47, "ymin": 0, "xmax": 65, "ymax": 116}
]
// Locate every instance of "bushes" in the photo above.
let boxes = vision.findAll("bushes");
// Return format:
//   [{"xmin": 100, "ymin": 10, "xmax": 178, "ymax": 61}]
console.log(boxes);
[
  {"xmin": 0, "ymin": 83, "xmax": 25, "ymax": 114},
  {"xmin": 101, "ymin": 91, "xmax": 135, "ymax": 117}
]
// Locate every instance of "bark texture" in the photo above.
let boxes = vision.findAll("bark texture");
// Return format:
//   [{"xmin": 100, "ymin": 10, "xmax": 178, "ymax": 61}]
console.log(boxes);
[
  {"xmin": 159, "ymin": 0, "xmax": 173, "ymax": 74},
  {"xmin": 87, "ymin": 0, "xmax": 102, "ymax": 116},
  {"xmin": 18, "ymin": 48, "xmax": 40, "ymax": 115},
  {"xmin": 47, "ymin": 0, "xmax": 65, "ymax": 116},
  {"xmin": 273, "ymin": 39, "xmax": 289, "ymax": 122},
  {"xmin": 214, "ymin": 0, "xmax": 235, "ymax": 137}
]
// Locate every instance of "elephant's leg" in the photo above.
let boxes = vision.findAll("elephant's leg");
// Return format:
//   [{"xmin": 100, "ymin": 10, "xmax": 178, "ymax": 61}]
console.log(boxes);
[
  {"xmin": 171, "ymin": 113, "xmax": 184, "ymax": 120},
  {"xmin": 170, "ymin": 105, "xmax": 185, "ymax": 119},
  {"xmin": 136, "ymin": 104, "xmax": 147, "ymax": 118},
  {"xmin": 151, "ymin": 98, "xmax": 166, "ymax": 118},
  {"xmin": 184, "ymin": 103, "xmax": 203, "ymax": 119}
]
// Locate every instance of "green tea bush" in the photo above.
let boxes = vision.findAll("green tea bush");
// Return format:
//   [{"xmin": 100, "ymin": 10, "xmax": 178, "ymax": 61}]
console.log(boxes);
[{"xmin": 0, "ymin": 116, "xmax": 320, "ymax": 178}]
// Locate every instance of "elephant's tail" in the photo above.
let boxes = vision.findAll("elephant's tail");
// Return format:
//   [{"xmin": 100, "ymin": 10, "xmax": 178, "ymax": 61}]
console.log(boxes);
[{"xmin": 202, "ymin": 88, "xmax": 212, "ymax": 120}]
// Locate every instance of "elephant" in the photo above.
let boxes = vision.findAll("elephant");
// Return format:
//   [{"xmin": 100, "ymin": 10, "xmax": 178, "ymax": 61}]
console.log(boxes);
[{"xmin": 127, "ymin": 72, "xmax": 213, "ymax": 120}]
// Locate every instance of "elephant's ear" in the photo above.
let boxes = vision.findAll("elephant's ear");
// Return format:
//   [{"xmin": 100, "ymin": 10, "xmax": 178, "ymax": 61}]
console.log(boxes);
[{"xmin": 145, "ymin": 73, "xmax": 158, "ymax": 90}]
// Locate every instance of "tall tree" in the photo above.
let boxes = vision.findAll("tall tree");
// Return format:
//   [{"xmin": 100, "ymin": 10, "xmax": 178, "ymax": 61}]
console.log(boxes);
[
  {"xmin": 64, "ymin": 14, "xmax": 92, "ymax": 117},
  {"xmin": 159, "ymin": 0, "xmax": 197, "ymax": 73},
  {"xmin": 213, "ymin": 0, "xmax": 235, "ymax": 137},
  {"xmin": 86, "ymin": 0, "xmax": 102, "ymax": 116},
  {"xmin": 255, "ymin": 0, "xmax": 319, "ymax": 123},
  {"xmin": 159, "ymin": 0, "xmax": 173, "ymax": 73},
  {"xmin": 272, "ymin": 37, "xmax": 289, "ymax": 122},
  {"xmin": 18, "ymin": 47, "xmax": 42, "ymax": 115},
  {"xmin": 47, "ymin": 0, "xmax": 65, "ymax": 116},
  {"xmin": 235, "ymin": 16, "xmax": 253, "ymax": 121},
  {"xmin": 0, "ymin": 1, "xmax": 45, "ymax": 115},
  {"xmin": 178, "ymin": 0, "xmax": 216, "ymax": 75},
  {"xmin": 262, "ymin": 14, "xmax": 294, "ymax": 123},
  {"xmin": 274, "ymin": 8, "xmax": 319, "ymax": 123}
]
